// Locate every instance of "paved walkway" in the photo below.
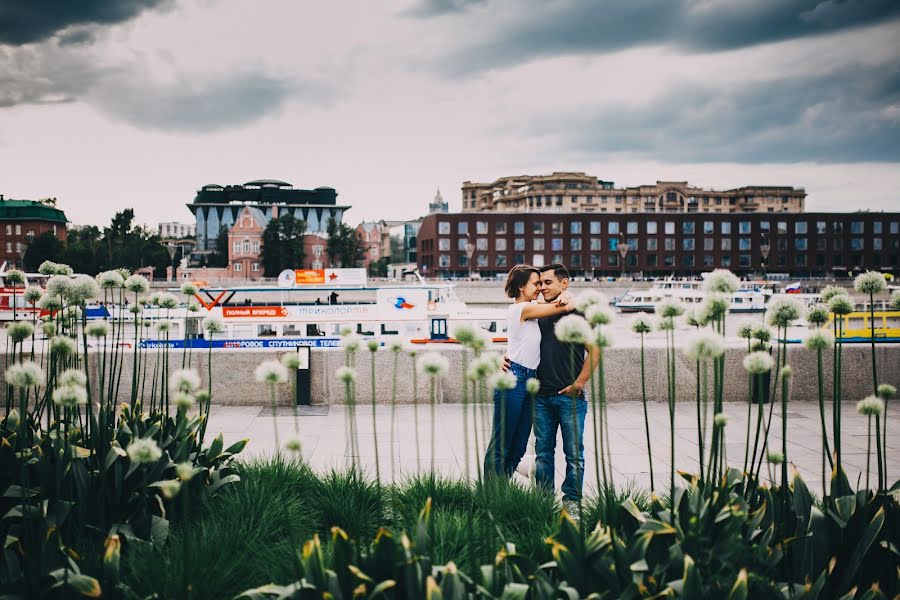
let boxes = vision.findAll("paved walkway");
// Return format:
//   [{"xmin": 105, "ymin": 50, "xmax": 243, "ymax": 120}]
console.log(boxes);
[{"xmin": 207, "ymin": 401, "xmax": 899, "ymax": 496}]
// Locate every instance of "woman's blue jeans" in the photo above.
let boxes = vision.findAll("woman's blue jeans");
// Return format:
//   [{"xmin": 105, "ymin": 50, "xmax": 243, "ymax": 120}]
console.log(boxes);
[
  {"xmin": 534, "ymin": 393, "xmax": 587, "ymax": 501},
  {"xmin": 483, "ymin": 361, "xmax": 536, "ymax": 479}
]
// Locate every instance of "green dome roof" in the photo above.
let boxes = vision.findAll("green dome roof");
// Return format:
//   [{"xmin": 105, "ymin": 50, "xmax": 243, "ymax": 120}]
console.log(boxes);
[{"xmin": 0, "ymin": 200, "xmax": 68, "ymax": 223}]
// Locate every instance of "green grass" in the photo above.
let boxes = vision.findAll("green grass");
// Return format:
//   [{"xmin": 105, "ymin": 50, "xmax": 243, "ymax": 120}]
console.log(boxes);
[{"xmin": 123, "ymin": 458, "xmax": 651, "ymax": 599}]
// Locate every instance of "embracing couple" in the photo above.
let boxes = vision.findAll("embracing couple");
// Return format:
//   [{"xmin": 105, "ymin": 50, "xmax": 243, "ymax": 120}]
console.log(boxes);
[{"xmin": 482, "ymin": 264, "xmax": 599, "ymax": 506}]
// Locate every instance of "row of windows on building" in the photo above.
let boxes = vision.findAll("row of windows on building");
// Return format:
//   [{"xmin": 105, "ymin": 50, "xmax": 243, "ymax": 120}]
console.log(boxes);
[
  {"xmin": 5, "ymin": 242, "xmax": 25, "ymax": 254},
  {"xmin": 433, "ymin": 235, "xmax": 897, "ymax": 253},
  {"xmin": 3, "ymin": 224, "xmax": 58, "ymax": 237},
  {"xmin": 437, "ymin": 219, "xmax": 899, "ymax": 237}
]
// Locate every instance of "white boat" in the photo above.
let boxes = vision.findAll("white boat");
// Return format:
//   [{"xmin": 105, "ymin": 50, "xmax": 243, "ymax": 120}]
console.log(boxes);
[{"xmin": 614, "ymin": 277, "xmax": 774, "ymax": 313}]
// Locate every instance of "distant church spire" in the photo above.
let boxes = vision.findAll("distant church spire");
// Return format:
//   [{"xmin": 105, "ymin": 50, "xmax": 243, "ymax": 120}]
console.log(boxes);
[{"xmin": 429, "ymin": 188, "xmax": 448, "ymax": 214}]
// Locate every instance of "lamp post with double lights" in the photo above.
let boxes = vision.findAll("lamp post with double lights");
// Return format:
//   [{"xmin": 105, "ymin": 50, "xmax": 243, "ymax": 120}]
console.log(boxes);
[
  {"xmin": 618, "ymin": 233, "xmax": 630, "ymax": 280},
  {"xmin": 759, "ymin": 233, "xmax": 771, "ymax": 281},
  {"xmin": 465, "ymin": 234, "xmax": 475, "ymax": 279}
]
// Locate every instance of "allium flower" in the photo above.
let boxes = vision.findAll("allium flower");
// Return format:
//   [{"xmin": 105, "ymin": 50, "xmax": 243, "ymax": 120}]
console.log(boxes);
[
  {"xmin": 714, "ymin": 413, "xmax": 728, "ymax": 428},
  {"xmin": 828, "ymin": 295, "xmax": 854, "ymax": 316},
  {"xmin": 489, "ymin": 371, "xmax": 517, "ymax": 391},
  {"xmin": 877, "ymin": 384, "xmax": 896, "ymax": 399},
  {"xmin": 743, "ymin": 351, "xmax": 774, "ymax": 374},
  {"xmin": 171, "ymin": 369, "xmax": 201, "ymax": 393},
  {"xmin": 155, "ymin": 320, "xmax": 173, "ymax": 333},
  {"xmin": 201, "ymin": 314, "xmax": 225, "ymax": 334},
  {"xmin": 342, "ymin": 333, "xmax": 362, "ymax": 353},
  {"xmin": 339, "ymin": 326, "xmax": 354, "ymax": 337},
  {"xmin": 701, "ymin": 292, "xmax": 729, "ymax": 322},
  {"xmin": 367, "ymin": 339, "xmax": 379, "ymax": 352},
  {"xmin": 854, "ymin": 271, "xmax": 886, "ymax": 295},
  {"xmin": 417, "ymin": 351, "xmax": 450, "ymax": 377},
  {"xmin": 24, "ymin": 286, "xmax": 43, "ymax": 304},
  {"xmin": 736, "ymin": 319, "xmax": 755, "ymax": 340},
  {"xmin": 187, "ymin": 300, "xmax": 201, "ymax": 313},
  {"xmin": 147, "ymin": 292, "xmax": 162, "ymax": 306},
  {"xmin": 657, "ymin": 316, "xmax": 675, "ymax": 331},
  {"xmin": 750, "ymin": 340, "xmax": 771, "ymax": 353},
  {"xmin": 5, "ymin": 268, "xmax": 25, "ymax": 285},
  {"xmin": 6, "ymin": 322, "xmax": 34, "ymax": 343},
  {"xmin": 157, "ymin": 480, "xmax": 181, "ymax": 500},
  {"xmin": 5, "ymin": 361, "xmax": 45, "ymax": 389},
  {"xmin": 39, "ymin": 294, "xmax": 62, "ymax": 312},
  {"xmin": 890, "ymin": 291, "xmax": 900, "ymax": 310},
  {"xmin": 466, "ymin": 329, "xmax": 488, "ymax": 354},
  {"xmin": 124, "ymin": 274, "xmax": 150, "ymax": 294},
  {"xmin": 766, "ymin": 297, "xmax": 805, "ymax": 328},
  {"xmin": 58, "ymin": 369, "xmax": 87, "ymax": 388},
  {"xmin": 158, "ymin": 293, "xmax": 179, "ymax": 309},
  {"xmin": 593, "ymin": 327, "xmax": 611, "ymax": 348},
  {"xmin": 68, "ymin": 275, "xmax": 100, "ymax": 303},
  {"xmin": 751, "ymin": 324, "xmax": 772, "ymax": 342},
  {"xmin": 526, "ymin": 378, "xmax": 541, "ymax": 395},
  {"xmin": 631, "ymin": 315, "xmax": 652, "ymax": 335},
  {"xmin": 180, "ymin": 282, "xmax": 198, "ymax": 296},
  {"xmin": 85, "ymin": 321, "xmax": 110, "ymax": 337},
  {"xmin": 174, "ymin": 392, "xmax": 195, "ymax": 410},
  {"xmin": 856, "ymin": 395, "xmax": 884, "ymax": 416},
  {"xmin": 584, "ymin": 304, "xmax": 613, "ymax": 326},
  {"xmin": 97, "ymin": 270, "xmax": 125, "ymax": 289},
  {"xmin": 281, "ymin": 353, "xmax": 302, "ymax": 370},
  {"xmin": 554, "ymin": 314, "xmax": 592, "ymax": 344},
  {"xmin": 284, "ymin": 438, "xmax": 302, "ymax": 453},
  {"xmin": 50, "ymin": 336, "xmax": 76, "ymax": 356},
  {"xmin": 452, "ymin": 324, "xmax": 478, "ymax": 345},
  {"xmin": 196, "ymin": 390, "xmax": 211, "ymax": 405},
  {"xmin": 467, "ymin": 353, "xmax": 500, "ymax": 380},
  {"xmin": 387, "ymin": 340, "xmax": 404, "ymax": 353},
  {"xmin": 684, "ymin": 307, "xmax": 705, "ymax": 328},
  {"xmin": 655, "ymin": 297, "xmax": 685, "ymax": 319},
  {"xmin": 38, "ymin": 261, "xmax": 59, "ymax": 275},
  {"xmin": 175, "ymin": 462, "xmax": 195, "ymax": 481},
  {"xmin": 64, "ymin": 305, "xmax": 82, "ymax": 321},
  {"xmin": 574, "ymin": 290, "xmax": 608, "ymax": 313},
  {"xmin": 41, "ymin": 322, "xmax": 57, "ymax": 338},
  {"xmin": 128, "ymin": 305, "xmax": 143, "ymax": 315},
  {"xmin": 46, "ymin": 275, "xmax": 71, "ymax": 298},
  {"xmin": 255, "ymin": 360, "xmax": 289, "ymax": 384},
  {"xmin": 766, "ymin": 450, "xmax": 784, "ymax": 465},
  {"xmin": 806, "ymin": 304, "xmax": 830, "ymax": 325},
  {"xmin": 702, "ymin": 269, "xmax": 740, "ymax": 294},
  {"xmin": 804, "ymin": 329, "xmax": 834, "ymax": 351},
  {"xmin": 820, "ymin": 285, "xmax": 848, "ymax": 303},
  {"xmin": 52, "ymin": 384, "xmax": 87, "ymax": 408},
  {"xmin": 336, "ymin": 366, "xmax": 357, "ymax": 383},
  {"xmin": 781, "ymin": 366, "xmax": 793, "ymax": 379},
  {"xmin": 127, "ymin": 437, "xmax": 163, "ymax": 464},
  {"xmin": 684, "ymin": 331, "xmax": 726, "ymax": 361}
]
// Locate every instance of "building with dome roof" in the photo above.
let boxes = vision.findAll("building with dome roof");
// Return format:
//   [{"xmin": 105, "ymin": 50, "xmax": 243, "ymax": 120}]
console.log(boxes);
[
  {"xmin": 0, "ymin": 196, "xmax": 68, "ymax": 269},
  {"xmin": 188, "ymin": 179, "xmax": 350, "ymax": 252}
]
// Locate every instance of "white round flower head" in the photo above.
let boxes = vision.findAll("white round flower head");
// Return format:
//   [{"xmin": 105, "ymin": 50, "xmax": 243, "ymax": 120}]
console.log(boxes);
[
  {"xmin": 766, "ymin": 450, "xmax": 784, "ymax": 465},
  {"xmin": 828, "ymin": 295, "xmax": 854, "ymax": 316},
  {"xmin": 85, "ymin": 321, "xmax": 110, "ymax": 337},
  {"xmin": 158, "ymin": 479, "xmax": 181, "ymax": 500},
  {"xmin": 339, "ymin": 326, "xmax": 354, "ymax": 337},
  {"xmin": 525, "ymin": 377, "xmax": 541, "ymax": 395},
  {"xmin": 780, "ymin": 366, "xmax": 793, "ymax": 380},
  {"xmin": 58, "ymin": 264, "xmax": 73, "ymax": 276},
  {"xmin": 367, "ymin": 339, "xmax": 379, "ymax": 352},
  {"xmin": 736, "ymin": 319, "xmax": 755, "ymax": 340},
  {"xmin": 554, "ymin": 314, "xmax": 592, "ymax": 344},
  {"xmin": 655, "ymin": 297, "xmax": 685, "ymax": 319},
  {"xmin": 490, "ymin": 370, "xmax": 517, "ymax": 391},
  {"xmin": 820, "ymin": 285, "xmax": 847, "ymax": 303},
  {"xmin": 856, "ymin": 395, "xmax": 884, "ymax": 417},
  {"xmin": 281, "ymin": 353, "xmax": 302, "ymax": 370},
  {"xmin": 342, "ymin": 333, "xmax": 362, "ymax": 353},
  {"xmin": 452, "ymin": 324, "xmax": 478, "ymax": 346},
  {"xmin": 806, "ymin": 304, "xmax": 830, "ymax": 326},
  {"xmin": 336, "ymin": 365, "xmax": 357, "ymax": 384},
  {"xmin": 714, "ymin": 413, "xmax": 728, "ymax": 428},
  {"xmin": 196, "ymin": 390, "xmax": 211, "ymax": 405},
  {"xmin": 124, "ymin": 274, "xmax": 150, "ymax": 294},
  {"xmin": 751, "ymin": 324, "xmax": 772, "ymax": 343},
  {"xmin": 175, "ymin": 462, "xmax": 195, "ymax": 482},
  {"xmin": 743, "ymin": 351, "xmax": 774, "ymax": 374},
  {"xmin": 50, "ymin": 336, "xmax": 76, "ymax": 357},
  {"xmin": 187, "ymin": 300, "xmax": 201, "ymax": 313},
  {"xmin": 417, "ymin": 351, "xmax": 450, "ymax": 377},
  {"xmin": 877, "ymin": 384, "xmax": 896, "ymax": 399},
  {"xmin": 467, "ymin": 353, "xmax": 498, "ymax": 381},
  {"xmin": 255, "ymin": 360, "xmax": 289, "ymax": 384},
  {"xmin": 702, "ymin": 269, "xmax": 741, "ymax": 294},
  {"xmin": 24, "ymin": 286, "xmax": 43, "ymax": 304},
  {"xmin": 46, "ymin": 275, "xmax": 71, "ymax": 298},
  {"xmin": 466, "ymin": 329, "xmax": 488, "ymax": 354},
  {"xmin": 180, "ymin": 282, "xmax": 198, "ymax": 296},
  {"xmin": 702, "ymin": 293, "xmax": 729, "ymax": 322},
  {"xmin": 804, "ymin": 329, "xmax": 834, "ymax": 351},
  {"xmin": 584, "ymin": 304, "xmax": 613, "ymax": 326},
  {"xmin": 750, "ymin": 340, "xmax": 771, "ymax": 353},
  {"xmin": 115, "ymin": 268, "xmax": 131, "ymax": 281},
  {"xmin": 171, "ymin": 369, "xmax": 201, "ymax": 393},
  {"xmin": 158, "ymin": 293, "xmax": 179, "ymax": 309},
  {"xmin": 52, "ymin": 384, "xmax": 87, "ymax": 408},
  {"xmin": 128, "ymin": 304, "xmax": 143, "ymax": 315},
  {"xmin": 38, "ymin": 261, "xmax": 59, "ymax": 275},
  {"xmin": 766, "ymin": 297, "xmax": 805, "ymax": 328},
  {"xmin": 5, "ymin": 361, "xmax": 45, "ymax": 389},
  {"xmin": 285, "ymin": 438, "xmax": 302, "ymax": 453},
  {"xmin": 68, "ymin": 275, "xmax": 100, "ymax": 303},
  {"xmin": 6, "ymin": 322, "xmax": 34, "ymax": 343},
  {"xmin": 684, "ymin": 331, "xmax": 726, "ymax": 361},
  {"xmin": 593, "ymin": 327, "xmax": 611, "ymax": 348},
  {"xmin": 5, "ymin": 268, "xmax": 25, "ymax": 285},
  {"xmin": 58, "ymin": 369, "xmax": 87, "ymax": 388},
  {"xmin": 574, "ymin": 290, "xmax": 608, "ymax": 313},
  {"xmin": 174, "ymin": 392, "xmax": 195, "ymax": 410},
  {"xmin": 127, "ymin": 437, "xmax": 163, "ymax": 465},
  {"xmin": 39, "ymin": 294, "xmax": 62, "ymax": 312},
  {"xmin": 143, "ymin": 320, "xmax": 153, "ymax": 328},
  {"xmin": 684, "ymin": 307, "xmax": 705, "ymax": 328},
  {"xmin": 155, "ymin": 320, "xmax": 173, "ymax": 333},
  {"xmin": 657, "ymin": 316, "xmax": 675, "ymax": 331},
  {"xmin": 148, "ymin": 292, "xmax": 162, "ymax": 306},
  {"xmin": 854, "ymin": 271, "xmax": 886, "ymax": 295},
  {"xmin": 387, "ymin": 339, "xmax": 404, "ymax": 353},
  {"xmin": 97, "ymin": 270, "xmax": 125, "ymax": 289},
  {"xmin": 889, "ymin": 291, "xmax": 900, "ymax": 310},
  {"xmin": 64, "ymin": 305, "xmax": 82, "ymax": 321},
  {"xmin": 41, "ymin": 322, "xmax": 57, "ymax": 338},
  {"xmin": 631, "ymin": 315, "xmax": 652, "ymax": 335},
  {"xmin": 201, "ymin": 314, "xmax": 225, "ymax": 334}
]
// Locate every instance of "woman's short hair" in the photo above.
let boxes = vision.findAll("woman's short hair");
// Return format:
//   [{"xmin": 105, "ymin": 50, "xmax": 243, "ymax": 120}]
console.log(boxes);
[{"xmin": 504, "ymin": 265, "xmax": 539, "ymax": 298}]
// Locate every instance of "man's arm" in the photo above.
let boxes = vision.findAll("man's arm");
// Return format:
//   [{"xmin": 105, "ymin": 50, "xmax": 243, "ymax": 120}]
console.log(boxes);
[{"xmin": 558, "ymin": 342, "xmax": 601, "ymax": 397}]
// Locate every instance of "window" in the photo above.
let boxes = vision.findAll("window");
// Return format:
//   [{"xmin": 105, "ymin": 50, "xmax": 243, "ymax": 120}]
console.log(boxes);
[
  {"xmin": 570, "ymin": 254, "xmax": 582, "ymax": 267},
  {"xmin": 737, "ymin": 221, "xmax": 750, "ymax": 234},
  {"xmin": 607, "ymin": 255, "xmax": 619, "ymax": 266},
  {"xmin": 739, "ymin": 255, "xmax": 751, "ymax": 268},
  {"xmin": 496, "ymin": 255, "xmax": 507, "ymax": 267},
  {"xmin": 243, "ymin": 241, "xmax": 250, "ymax": 253},
  {"xmin": 816, "ymin": 221, "xmax": 826, "ymax": 235},
  {"xmin": 627, "ymin": 221, "xmax": 638, "ymax": 234},
  {"xmin": 590, "ymin": 221, "xmax": 602, "ymax": 234},
  {"xmin": 590, "ymin": 254, "xmax": 601, "ymax": 267},
  {"xmin": 665, "ymin": 238, "xmax": 675, "ymax": 251},
  {"xmin": 532, "ymin": 253, "xmax": 544, "ymax": 266},
  {"xmin": 721, "ymin": 255, "xmax": 731, "ymax": 267},
  {"xmin": 795, "ymin": 238, "xmax": 807, "ymax": 251},
  {"xmin": 458, "ymin": 222, "xmax": 468, "ymax": 234},
  {"xmin": 834, "ymin": 238, "xmax": 843, "ymax": 250},
  {"xmin": 233, "ymin": 262, "xmax": 242, "ymax": 272},
  {"xmin": 816, "ymin": 238, "xmax": 826, "ymax": 250},
  {"xmin": 739, "ymin": 238, "xmax": 751, "ymax": 251},
  {"xmin": 646, "ymin": 254, "xmax": 658, "ymax": 267},
  {"xmin": 873, "ymin": 238, "xmax": 882, "ymax": 251},
  {"xmin": 4, "ymin": 242, "xmax": 10, "ymax": 252},
  {"xmin": 552, "ymin": 254, "xmax": 563, "ymax": 264},
  {"xmin": 665, "ymin": 222, "xmax": 675, "ymax": 235},
  {"xmin": 251, "ymin": 263, "xmax": 260, "ymax": 272},
  {"xmin": 851, "ymin": 221, "xmax": 864, "ymax": 234},
  {"xmin": 873, "ymin": 221, "xmax": 882, "ymax": 234},
  {"xmin": 476, "ymin": 221, "xmax": 488, "ymax": 235},
  {"xmin": 552, "ymin": 238, "xmax": 563, "ymax": 251},
  {"xmin": 458, "ymin": 255, "xmax": 468, "ymax": 267},
  {"xmin": 703, "ymin": 254, "xmax": 715, "ymax": 267},
  {"xmin": 438, "ymin": 222, "xmax": 450, "ymax": 235},
  {"xmin": 759, "ymin": 221, "xmax": 770, "ymax": 233},
  {"xmin": 570, "ymin": 238, "xmax": 582, "ymax": 251},
  {"xmin": 252, "ymin": 242, "xmax": 259, "ymax": 253},
  {"xmin": 233, "ymin": 241, "xmax": 241, "ymax": 254},
  {"xmin": 476, "ymin": 238, "xmax": 488, "ymax": 251},
  {"xmin": 683, "ymin": 221, "xmax": 695, "ymax": 234},
  {"xmin": 704, "ymin": 238, "xmax": 714, "ymax": 251},
  {"xmin": 777, "ymin": 239, "xmax": 787, "ymax": 251},
  {"xmin": 647, "ymin": 238, "xmax": 658, "ymax": 251},
  {"xmin": 646, "ymin": 221, "xmax": 658, "ymax": 234},
  {"xmin": 721, "ymin": 222, "xmax": 732, "ymax": 235},
  {"xmin": 721, "ymin": 239, "xmax": 732, "ymax": 251},
  {"xmin": 609, "ymin": 238, "xmax": 619, "ymax": 251},
  {"xmin": 570, "ymin": 221, "xmax": 582, "ymax": 234},
  {"xmin": 891, "ymin": 222, "xmax": 898, "ymax": 235},
  {"xmin": 438, "ymin": 239, "xmax": 450, "ymax": 251},
  {"xmin": 514, "ymin": 254, "xmax": 525, "ymax": 265},
  {"xmin": 514, "ymin": 221, "xmax": 524, "ymax": 235},
  {"xmin": 795, "ymin": 254, "xmax": 807, "ymax": 267},
  {"xmin": 533, "ymin": 222, "xmax": 545, "ymax": 234},
  {"xmin": 704, "ymin": 221, "xmax": 714, "ymax": 234},
  {"xmin": 795, "ymin": 221, "xmax": 807, "ymax": 234},
  {"xmin": 683, "ymin": 238, "xmax": 695, "ymax": 251},
  {"xmin": 608, "ymin": 222, "xmax": 620, "ymax": 235},
  {"xmin": 683, "ymin": 255, "xmax": 695, "ymax": 268},
  {"xmin": 312, "ymin": 245, "xmax": 323, "ymax": 257},
  {"xmin": 850, "ymin": 238, "xmax": 864, "ymax": 250},
  {"xmin": 457, "ymin": 238, "xmax": 468, "ymax": 251},
  {"xmin": 495, "ymin": 222, "xmax": 507, "ymax": 234},
  {"xmin": 627, "ymin": 238, "xmax": 639, "ymax": 251},
  {"xmin": 832, "ymin": 222, "xmax": 844, "ymax": 234},
  {"xmin": 14, "ymin": 225, "xmax": 20, "ymax": 235},
  {"xmin": 664, "ymin": 254, "xmax": 675, "ymax": 267},
  {"xmin": 551, "ymin": 222, "xmax": 563, "ymax": 234},
  {"xmin": 495, "ymin": 238, "xmax": 507, "ymax": 251},
  {"xmin": 4, "ymin": 225, "xmax": 10, "ymax": 235},
  {"xmin": 777, "ymin": 221, "xmax": 787, "ymax": 234},
  {"xmin": 514, "ymin": 238, "xmax": 525, "ymax": 251}
]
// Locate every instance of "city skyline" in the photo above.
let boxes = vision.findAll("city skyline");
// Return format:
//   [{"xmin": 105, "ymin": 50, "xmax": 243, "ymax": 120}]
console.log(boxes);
[{"xmin": 1, "ymin": 1, "xmax": 899, "ymax": 229}]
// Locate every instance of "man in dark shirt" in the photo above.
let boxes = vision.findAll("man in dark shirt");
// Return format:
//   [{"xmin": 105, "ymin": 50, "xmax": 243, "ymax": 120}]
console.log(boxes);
[{"xmin": 534, "ymin": 264, "xmax": 600, "ymax": 507}]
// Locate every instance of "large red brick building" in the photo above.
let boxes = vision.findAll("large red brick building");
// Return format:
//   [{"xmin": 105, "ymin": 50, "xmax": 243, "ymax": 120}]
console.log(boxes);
[{"xmin": 0, "ymin": 197, "xmax": 68, "ymax": 269}]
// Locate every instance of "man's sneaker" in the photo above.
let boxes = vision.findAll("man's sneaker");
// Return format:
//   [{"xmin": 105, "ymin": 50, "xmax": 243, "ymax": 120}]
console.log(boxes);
[
  {"xmin": 515, "ymin": 455, "xmax": 535, "ymax": 479},
  {"xmin": 562, "ymin": 499, "xmax": 581, "ymax": 521}
]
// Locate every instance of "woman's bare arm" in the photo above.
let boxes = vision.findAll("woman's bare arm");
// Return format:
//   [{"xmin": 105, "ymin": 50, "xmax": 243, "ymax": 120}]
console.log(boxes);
[{"xmin": 520, "ymin": 298, "xmax": 575, "ymax": 321}]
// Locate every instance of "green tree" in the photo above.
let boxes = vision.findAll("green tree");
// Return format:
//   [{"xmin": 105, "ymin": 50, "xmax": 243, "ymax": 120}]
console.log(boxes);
[
  {"xmin": 260, "ymin": 214, "xmax": 307, "ymax": 276},
  {"xmin": 63, "ymin": 226, "xmax": 104, "ymax": 274},
  {"xmin": 22, "ymin": 231, "xmax": 65, "ymax": 271},
  {"xmin": 368, "ymin": 257, "xmax": 389, "ymax": 277},
  {"xmin": 206, "ymin": 226, "xmax": 229, "ymax": 268},
  {"xmin": 325, "ymin": 218, "xmax": 365, "ymax": 268}
]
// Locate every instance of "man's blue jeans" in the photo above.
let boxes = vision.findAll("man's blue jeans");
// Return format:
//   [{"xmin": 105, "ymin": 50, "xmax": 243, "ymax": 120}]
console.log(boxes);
[
  {"xmin": 534, "ymin": 393, "xmax": 587, "ymax": 501},
  {"xmin": 483, "ymin": 361, "xmax": 536, "ymax": 478}
]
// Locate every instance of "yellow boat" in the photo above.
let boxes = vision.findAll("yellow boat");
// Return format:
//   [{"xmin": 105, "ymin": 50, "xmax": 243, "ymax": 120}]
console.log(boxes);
[{"xmin": 825, "ymin": 310, "xmax": 900, "ymax": 342}]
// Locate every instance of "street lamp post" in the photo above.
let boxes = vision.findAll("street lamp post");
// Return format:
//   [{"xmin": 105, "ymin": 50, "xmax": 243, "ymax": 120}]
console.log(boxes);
[
  {"xmin": 759, "ymin": 234, "xmax": 771, "ymax": 281},
  {"xmin": 618, "ymin": 233, "xmax": 629, "ymax": 280},
  {"xmin": 465, "ymin": 234, "xmax": 475, "ymax": 279},
  {"xmin": 166, "ymin": 243, "xmax": 178, "ymax": 282}
]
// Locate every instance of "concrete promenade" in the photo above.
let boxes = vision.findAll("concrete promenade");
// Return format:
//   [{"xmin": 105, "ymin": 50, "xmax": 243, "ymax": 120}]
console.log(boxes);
[{"xmin": 207, "ymin": 401, "xmax": 900, "ymax": 497}]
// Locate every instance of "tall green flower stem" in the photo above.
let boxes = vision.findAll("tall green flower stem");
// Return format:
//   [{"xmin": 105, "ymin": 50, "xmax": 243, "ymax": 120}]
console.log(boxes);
[
  {"xmin": 780, "ymin": 368, "xmax": 791, "ymax": 521},
  {"xmin": 833, "ymin": 315, "xmax": 845, "ymax": 478},
  {"xmin": 742, "ymin": 337, "xmax": 753, "ymax": 474},
  {"xmin": 638, "ymin": 330, "xmax": 654, "ymax": 490},
  {"xmin": 461, "ymin": 349, "xmax": 470, "ymax": 483},
  {"xmin": 411, "ymin": 352, "xmax": 420, "ymax": 469},
  {"xmin": 589, "ymin": 362, "xmax": 604, "ymax": 491},
  {"xmin": 390, "ymin": 348, "xmax": 399, "ymax": 483},
  {"xmin": 867, "ymin": 291, "xmax": 878, "ymax": 395},
  {"xmin": 429, "ymin": 375, "xmax": 437, "ymax": 475},
  {"xmin": 874, "ymin": 412, "xmax": 884, "ymax": 492},
  {"xmin": 369, "ymin": 346, "xmax": 381, "ymax": 490},
  {"xmin": 665, "ymin": 321, "xmax": 676, "ymax": 520},
  {"xmin": 816, "ymin": 346, "xmax": 832, "ymax": 496}
]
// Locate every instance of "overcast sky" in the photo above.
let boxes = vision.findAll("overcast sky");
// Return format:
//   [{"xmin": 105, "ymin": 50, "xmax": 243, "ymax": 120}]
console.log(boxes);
[{"xmin": 1, "ymin": 0, "xmax": 899, "ymax": 230}]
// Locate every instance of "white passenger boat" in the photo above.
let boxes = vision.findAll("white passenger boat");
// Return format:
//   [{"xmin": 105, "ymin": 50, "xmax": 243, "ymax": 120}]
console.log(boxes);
[{"xmin": 614, "ymin": 277, "xmax": 774, "ymax": 313}]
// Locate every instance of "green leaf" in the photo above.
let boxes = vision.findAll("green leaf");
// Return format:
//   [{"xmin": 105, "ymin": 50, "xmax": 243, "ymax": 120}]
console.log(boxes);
[
  {"xmin": 725, "ymin": 569, "xmax": 747, "ymax": 600},
  {"xmin": 49, "ymin": 573, "xmax": 102, "ymax": 597},
  {"xmin": 837, "ymin": 506, "xmax": 885, "ymax": 592},
  {"xmin": 207, "ymin": 433, "xmax": 224, "ymax": 460},
  {"xmin": 224, "ymin": 438, "xmax": 248, "ymax": 455},
  {"xmin": 831, "ymin": 463, "xmax": 852, "ymax": 499},
  {"xmin": 682, "ymin": 555, "xmax": 702, "ymax": 598},
  {"xmin": 498, "ymin": 583, "xmax": 529, "ymax": 600}
]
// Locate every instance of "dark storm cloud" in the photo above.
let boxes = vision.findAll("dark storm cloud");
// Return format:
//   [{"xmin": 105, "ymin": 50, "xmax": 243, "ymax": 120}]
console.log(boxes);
[
  {"xmin": 425, "ymin": 0, "xmax": 900, "ymax": 73},
  {"xmin": 57, "ymin": 28, "xmax": 98, "ymax": 46},
  {"xmin": 527, "ymin": 63, "xmax": 900, "ymax": 164},
  {"xmin": 405, "ymin": 0, "xmax": 487, "ymax": 17},
  {"xmin": 0, "ymin": 0, "xmax": 171, "ymax": 45}
]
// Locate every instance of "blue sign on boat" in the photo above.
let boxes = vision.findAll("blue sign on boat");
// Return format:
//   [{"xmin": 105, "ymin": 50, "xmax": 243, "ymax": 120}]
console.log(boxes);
[{"xmin": 139, "ymin": 338, "xmax": 343, "ymax": 349}]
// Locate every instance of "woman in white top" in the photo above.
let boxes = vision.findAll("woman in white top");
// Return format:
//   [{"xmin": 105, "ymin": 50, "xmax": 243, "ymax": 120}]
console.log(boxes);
[{"xmin": 483, "ymin": 265, "xmax": 575, "ymax": 479}]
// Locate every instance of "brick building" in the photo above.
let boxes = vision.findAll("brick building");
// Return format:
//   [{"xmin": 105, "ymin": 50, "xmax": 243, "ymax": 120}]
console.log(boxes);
[
  {"xmin": 417, "ymin": 211, "xmax": 899, "ymax": 279},
  {"xmin": 0, "ymin": 197, "xmax": 67, "ymax": 269},
  {"xmin": 462, "ymin": 173, "xmax": 806, "ymax": 214}
]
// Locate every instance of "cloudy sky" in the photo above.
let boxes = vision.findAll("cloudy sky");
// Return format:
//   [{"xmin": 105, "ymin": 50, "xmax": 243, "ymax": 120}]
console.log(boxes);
[{"xmin": 1, "ymin": 0, "xmax": 899, "ymax": 230}]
